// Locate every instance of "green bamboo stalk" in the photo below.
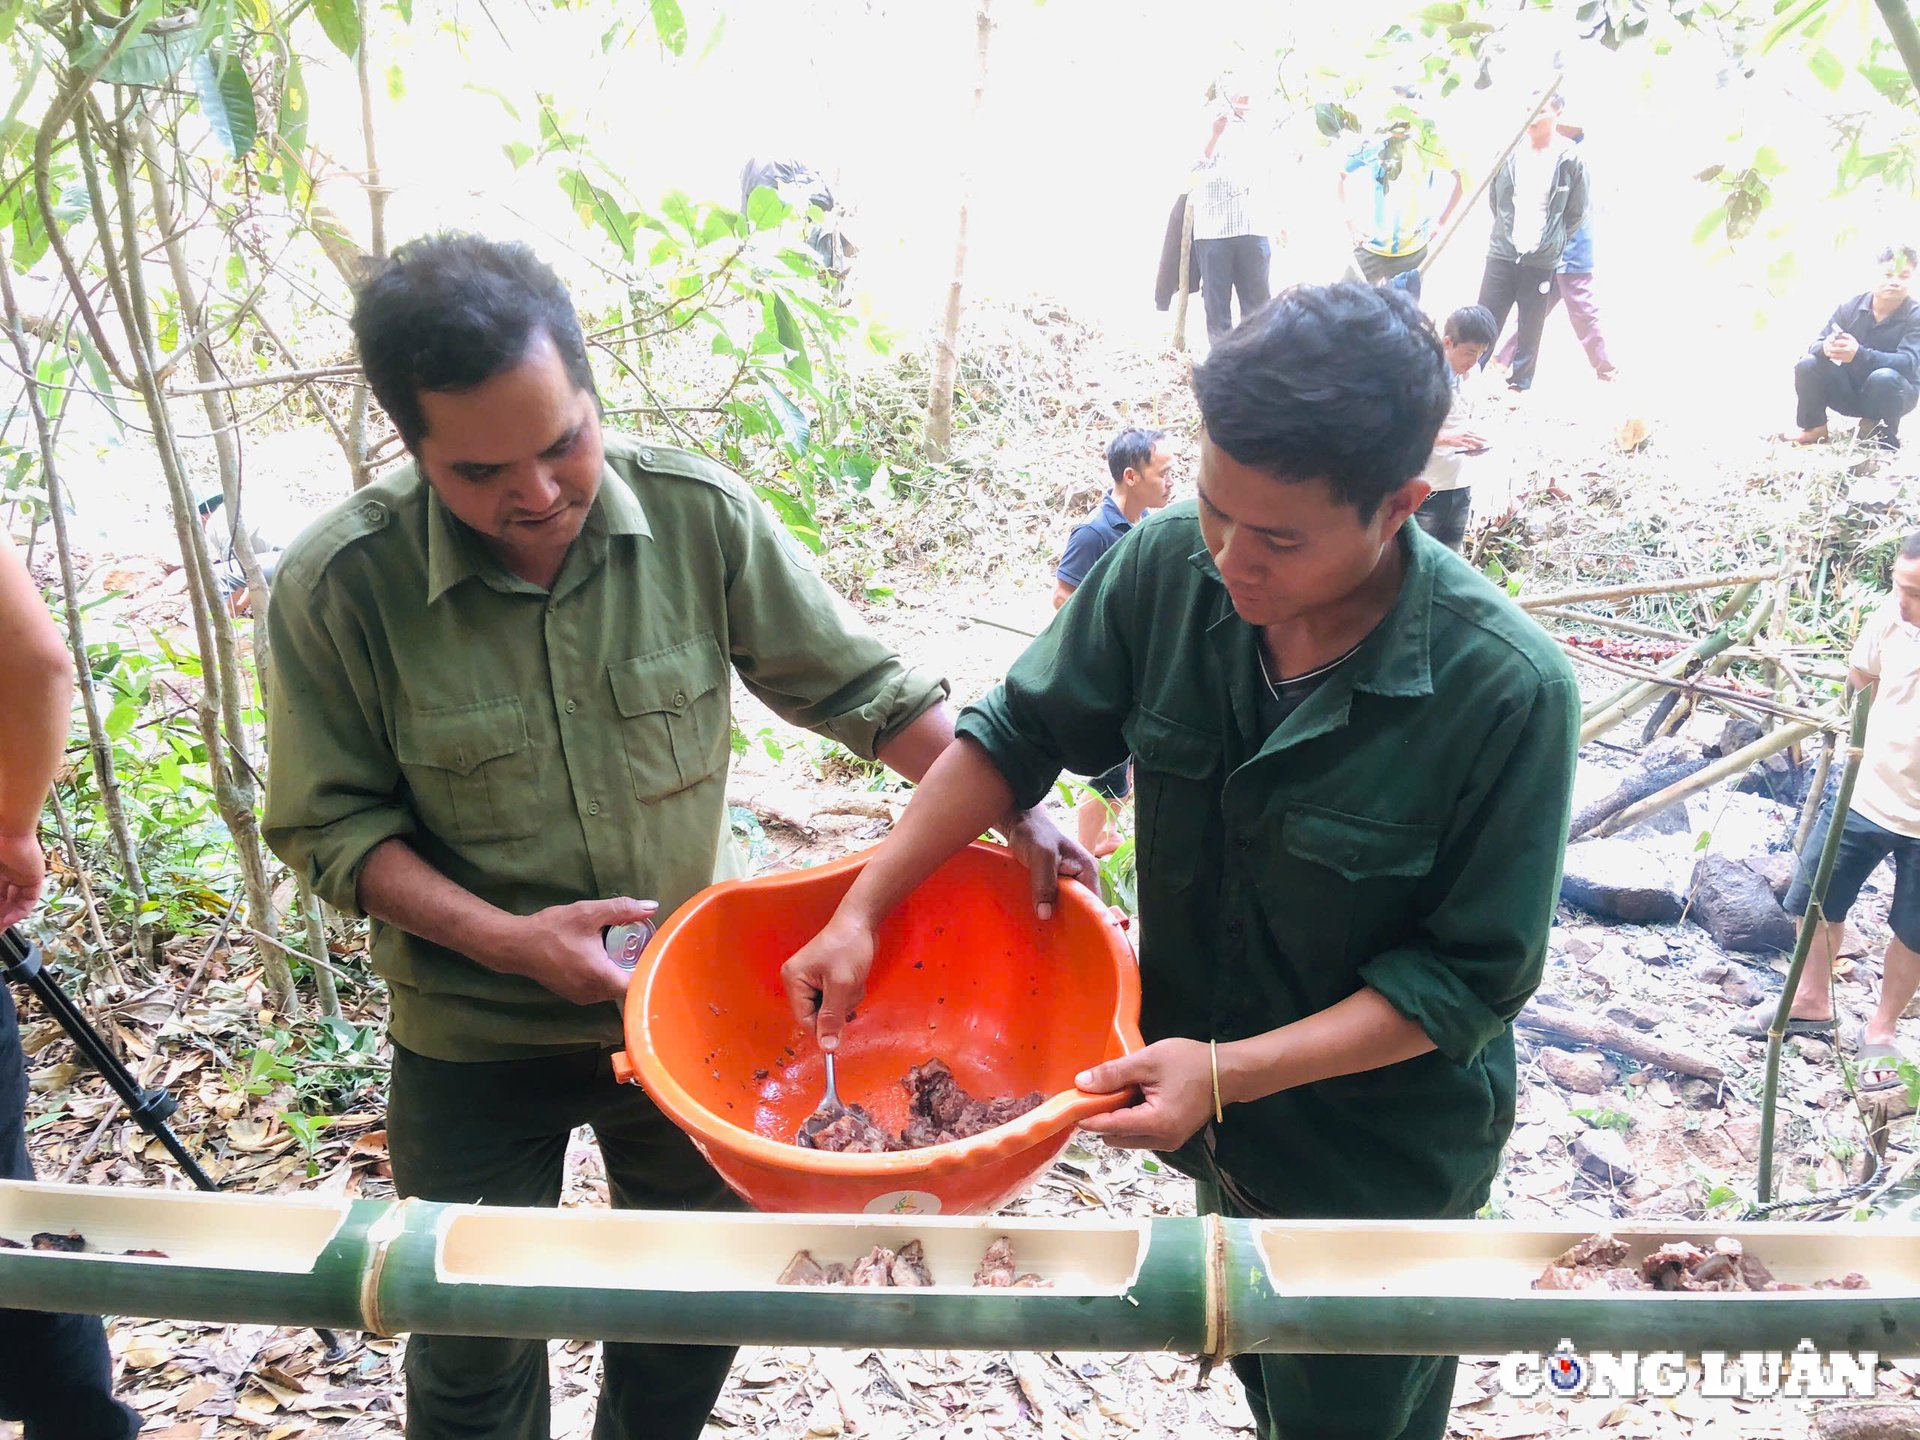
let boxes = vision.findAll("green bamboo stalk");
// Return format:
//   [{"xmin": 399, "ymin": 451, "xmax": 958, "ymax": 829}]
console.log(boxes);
[
  {"xmin": 1759, "ymin": 685, "xmax": 1873, "ymax": 1204},
  {"xmin": 1588, "ymin": 718, "xmax": 1825, "ymax": 839}
]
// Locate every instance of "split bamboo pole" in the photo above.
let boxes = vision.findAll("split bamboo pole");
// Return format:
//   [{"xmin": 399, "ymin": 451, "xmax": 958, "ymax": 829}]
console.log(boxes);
[
  {"xmin": 10, "ymin": 1181, "xmax": 1920, "ymax": 1357},
  {"xmin": 1526, "ymin": 605, "xmax": 1691, "ymax": 642},
  {"xmin": 1759, "ymin": 687, "xmax": 1873, "ymax": 1205}
]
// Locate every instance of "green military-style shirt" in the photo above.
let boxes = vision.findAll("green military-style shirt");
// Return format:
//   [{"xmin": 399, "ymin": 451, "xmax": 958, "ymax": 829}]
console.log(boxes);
[
  {"xmin": 264, "ymin": 434, "xmax": 946, "ymax": 1062},
  {"xmin": 956, "ymin": 506, "xmax": 1578, "ymax": 1221}
]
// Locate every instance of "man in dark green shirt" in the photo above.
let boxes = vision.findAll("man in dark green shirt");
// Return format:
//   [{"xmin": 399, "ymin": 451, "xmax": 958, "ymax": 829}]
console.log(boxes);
[
  {"xmin": 784, "ymin": 283, "xmax": 1579, "ymax": 1440},
  {"xmin": 263, "ymin": 234, "xmax": 1088, "ymax": 1440}
]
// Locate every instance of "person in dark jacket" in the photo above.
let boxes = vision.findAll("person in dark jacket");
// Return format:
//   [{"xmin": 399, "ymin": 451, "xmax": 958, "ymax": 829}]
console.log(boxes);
[
  {"xmin": 1785, "ymin": 246, "xmax": 1920, "ymax": 450},
  {"xmin": 1477, "ymin": 101, "xmax": 1588, "ymax": 393}
]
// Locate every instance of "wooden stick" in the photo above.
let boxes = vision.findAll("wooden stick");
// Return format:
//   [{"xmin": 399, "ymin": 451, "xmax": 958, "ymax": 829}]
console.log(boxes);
[
  {"xmin": 1517, "ymin": 1004, "xmax": 1724, "ymax": 1083},
  {"xmin": 1417, "ymin": 75, "xmax": 1561, "ymax": 277},
  {"xmin": 1521, "ymin": 571, "xmax": 1779, "ymax": 610},
  {"xmin": 1577, "ymin": 581, "xmax": 1760, "ymax": 737},
  {"xmin": 1566, "ymin": 648, "xmax": 1837, "ymax": 732},
  {"xmin": 1527, "ymin": 605, "xmax": 1691, "ymax": 642}
]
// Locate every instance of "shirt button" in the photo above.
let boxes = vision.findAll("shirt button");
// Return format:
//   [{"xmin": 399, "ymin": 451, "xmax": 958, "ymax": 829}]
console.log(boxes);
[
  {"xmin": 639, "ymin": 447, "xmax": 654, "ymax": 465},
  {"xmin": 360, "ymin": 501, "xmax": 385, "ymax": 522},
  {"xmin": 1226, "ymin": 920, "xmax": 1243, "ymax": 940},
  {"xmin": 587, "ymin": 801, "xmax": 601, "ymax": 816},
  {"xmin": 565, "ymin": 700, "xmax": 577, "ymax": 714},
  {"xmin": 1235, "ymin": 836, "xmax": 1252, "ymax": 851},
  {"xmin": 672, "ymin": 690, "xmax": 687, "ymax": 709}
]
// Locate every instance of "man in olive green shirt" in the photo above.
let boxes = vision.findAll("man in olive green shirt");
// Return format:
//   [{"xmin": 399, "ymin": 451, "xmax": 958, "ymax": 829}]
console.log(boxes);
[
  {"xmin": 785, "ymin": 283, "xmax": 1579, "ymax": 1440},
  {"xmin": 263, "ymin": 234, "xmax": 1087, "ymax": 1440}
]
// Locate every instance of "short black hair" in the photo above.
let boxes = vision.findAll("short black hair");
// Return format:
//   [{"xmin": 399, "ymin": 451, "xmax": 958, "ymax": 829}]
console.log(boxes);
[
  {"xmin": 351, "ymin": 233, "xmax": 598, "ymax": 454},
  {"xmin": 1190, "ymin": 283, "xmax": 1450, "ymax": 520},
  {"xmin": 1107, "ymin": 427, "xmax": 1166, "ymax": 484},
  {"xmin": 1880, "ymin": 244, "xmax": 1919, "ymax": 271},
  {"xmin": 1444, "ymin": 304, "xmax": 1498, "ymax": 348},
  {"xmin": 1900, "ymin": 531, "xmax": 1920, "ymax": 561}
]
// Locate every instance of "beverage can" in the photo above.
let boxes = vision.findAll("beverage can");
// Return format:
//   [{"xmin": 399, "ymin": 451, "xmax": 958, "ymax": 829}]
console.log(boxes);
[{"xmin": 603, "ymin": 920, "xmax": 656, "ymax": 971}]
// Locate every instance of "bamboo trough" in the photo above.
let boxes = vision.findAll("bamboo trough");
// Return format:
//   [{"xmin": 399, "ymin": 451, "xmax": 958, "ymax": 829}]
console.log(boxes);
[{"xmin": 8, "ymin": 1180, "xmax": 1920, "ymax": 1359}]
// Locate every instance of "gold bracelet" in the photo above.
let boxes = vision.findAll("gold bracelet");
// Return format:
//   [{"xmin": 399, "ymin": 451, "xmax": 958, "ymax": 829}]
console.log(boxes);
[{"xmin": 1209, "ymin": 1038, "xmax": 1224, "ymax": 1124}]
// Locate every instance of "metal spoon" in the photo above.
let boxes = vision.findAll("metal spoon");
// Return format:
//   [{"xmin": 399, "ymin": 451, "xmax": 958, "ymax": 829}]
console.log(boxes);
[{"xmin": 796, "ymin": 1051, "xmax": 848, "ymax": 1148}]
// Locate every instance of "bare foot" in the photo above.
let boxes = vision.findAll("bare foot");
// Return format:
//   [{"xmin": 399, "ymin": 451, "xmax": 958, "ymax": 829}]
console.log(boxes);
[
  {"xmin": 1090, "ymin": 828, "xmax": 1122, "ymax": 859},
  {"xmin": 1780, "ymin": 426, "xmax": 1829, "ymax": 445}
]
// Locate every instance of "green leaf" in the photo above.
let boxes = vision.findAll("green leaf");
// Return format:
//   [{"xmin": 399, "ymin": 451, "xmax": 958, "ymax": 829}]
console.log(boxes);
[
  {"xmin": 312, "ymin": 0, "xmax": 362, "ymax": 58},
  {"xmin": 1752, "ymin": 144, "xmax": 1784, "ymax": 176},
  {"xmin": 772, "ymin": 296, "xmax": 804, "ymax": 354},
  {"xmin": 1418, "ymin": 2, "xmax": 1466, "ymax": 21},
  {"xmin": 502, "ymin": 140, "xmax": 534, "ymax": 169},
  {"xmin": 754, "ymin": 377, "xmax": 811, "ymax": 450},
  {"xmin": 277, "ymin": 49, "xmax": 308, "ymax": 195},
  {"xmin": 75, "ymin": 10, "xmax": 213, "ymax": 88},
  {"xmin": 1692, "ymin": 203, "xmax": 1727, "ymax": 246},
  {"xmin": 649, "ymin": 0, "xmax": 687, "ymax": 55},
  {"xmin": 752, "ymin": 482, "xmax": 823, "ymax": 553},
  {"xmin": 105, "ymin": 694, "xmax": 139, "ymax": 738},
  {"xmin": 745, "ymin": 185, "xmax": 789, "ymax": 230},
  {"xmin": 1807, "ymin": 46, "xmax": 1844, "ymax": 89},
  {"xmin": 385, "ymin": 62, "xmax": 405, "ymax": 101},
  {"xmin": 194, "ymin": 52, "xmax": 258, "ymax": 158}
]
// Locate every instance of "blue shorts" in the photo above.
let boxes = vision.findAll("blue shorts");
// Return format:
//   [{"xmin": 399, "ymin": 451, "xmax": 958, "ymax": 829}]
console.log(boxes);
[
  {"xmin": 1786, "ymin": 802, "xmax": 1920, "ymax": 950},
  {"xmin": 1086, "ymin": 759, "xmax": 1132, "ymax": 803}
]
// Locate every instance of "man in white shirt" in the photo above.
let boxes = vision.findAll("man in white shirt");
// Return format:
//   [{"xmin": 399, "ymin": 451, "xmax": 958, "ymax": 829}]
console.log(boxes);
[
  {"xmin": 1192, "ymin": 85, "xmax": 1272, "ymax": 342},
  {"xmin": 1477, "ymin": 99, "xmax": 1587, "ymax": 393},
  {"xmin": 1735, "ymin": 534, "xmax": 1920, "ymax": 1089}
]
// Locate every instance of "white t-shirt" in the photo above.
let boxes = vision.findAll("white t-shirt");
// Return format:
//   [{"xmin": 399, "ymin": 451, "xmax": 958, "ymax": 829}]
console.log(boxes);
[
  {"xmin": 1508, "ymin": 142, "xmax": 1564, "ymax": 258},
  {"xmin": 1850, "ymin": 601, "xmax": 1920, "ymax": 838}
]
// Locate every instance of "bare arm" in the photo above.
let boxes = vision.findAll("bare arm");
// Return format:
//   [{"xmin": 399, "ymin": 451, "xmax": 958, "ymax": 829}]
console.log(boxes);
[
  {"xmin": 356, "ymin": 838, "xmax": 650, "ymax": 1006},
  {"xmin": 1052, "ymin": 578, "xmax": 1076, "ymax": 610},
  {"xmin": 1437, "ymin": 167, "xmax": 1464, "ymax": 226},
  {"xmin": 0, "ymin": 539, "xmax": 74, "ymax": 927},
  {"xmin": 781, "ymin": 737, "xmax": 1016, "ymax": 1046}
]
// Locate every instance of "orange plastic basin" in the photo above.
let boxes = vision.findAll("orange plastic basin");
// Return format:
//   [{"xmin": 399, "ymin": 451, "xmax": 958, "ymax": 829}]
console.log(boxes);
[{"xmin": 616, "ymin": 841, "xmax": 1143, "ymax": 1215}]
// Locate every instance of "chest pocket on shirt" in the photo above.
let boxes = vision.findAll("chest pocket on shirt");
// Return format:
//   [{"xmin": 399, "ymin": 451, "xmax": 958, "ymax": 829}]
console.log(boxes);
[
  {"xmin": 396, "ymin": 698, "xmax": 539, "ymax": 845},
  {"xmin": 609, "ymin": 635, "xmax": 730, "ymax": 803},
  {"xmin": 1123, "ymin": 708, "xmax": 1222, "ymax": 892},
  {"xmin": 1264, "ymin": 804, "xmax": 1440, "ymax": 977}
]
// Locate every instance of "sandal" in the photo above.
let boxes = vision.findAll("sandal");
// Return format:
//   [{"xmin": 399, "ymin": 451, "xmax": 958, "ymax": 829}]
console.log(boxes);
[
  {"xmin": 1849, "ymin": 1027, "xmax": 1911, "ymax": 1093},
  {"xmin": 1732, "ymin": 1006, "xmax": 1834, "ymax": 1040}
]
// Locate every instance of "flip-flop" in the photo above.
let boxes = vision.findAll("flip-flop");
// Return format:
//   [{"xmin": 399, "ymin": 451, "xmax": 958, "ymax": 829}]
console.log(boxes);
[
  {"xmin": 1731, "ymin": 1008, "xmax": 1834, "ymax": 1040},
  {"xmin": 1848, "ymin": 1027, "xmax": 1912, "ymax": 1093}
]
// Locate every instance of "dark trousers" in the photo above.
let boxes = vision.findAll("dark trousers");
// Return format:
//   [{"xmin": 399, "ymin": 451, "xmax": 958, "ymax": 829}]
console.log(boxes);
[
  {"xmin": 1477, "ymin": 257, "xmax": 1557, "ymax": 391},
  {"xmin": 388, "ymin": 1042, "xmax": 742, "ymax": 1440},
  {"xmin": 1195, "ymin": 235, "xmax": 1272, "ymax": 341},
  {"xmin": 1794, "ymin": 354, "xmax": 1919, "ymax": 444},
  {"xmin": 1193, "ymin": 1173, "xmax": 1455, "ymax": 1440},
  {"xmin": 1353, "ymin": 246, "xmax": 1423, "ymax": 284},
  {"xmin": 1413, "ymin": 487, "xmax": 1471, "ymax": 553},
  {"xmin": 0, "ymin": 984, "xmax": 143, "ymax": 1440},
  {"xmin": 1496, "ymin": 272, "xmax": 1615, "ymax": 377}
]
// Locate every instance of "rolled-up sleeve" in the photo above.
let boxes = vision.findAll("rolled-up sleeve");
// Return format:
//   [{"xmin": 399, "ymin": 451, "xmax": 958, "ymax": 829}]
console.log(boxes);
[
  {"xmin": 956, "ymin": 528, "xmax": 1141, "ymax": 811},
  {"xmin": 263, "ymin": 566, "xmax": 413, "ymax": 916},
  {"xmin": 1359, "ymin": 672, "xmax": 1579, "ymax": 1065},
  {"xmin": 721, "ymin": 490, "xmax": 947, "ymax": 759}
]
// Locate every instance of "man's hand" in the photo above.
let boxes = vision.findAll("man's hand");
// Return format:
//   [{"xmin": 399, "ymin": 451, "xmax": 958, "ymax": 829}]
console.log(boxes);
[
  {"xmin": 1073, "ymin": 1038, "xmax": 1217, "ymax": 1151},
  {"xmin": 501, "ymin": 896, "xmax": 656, "ymax": 1006},
  {"xmin": 0, "ymin": 831, "xmax": 46, "ymax": 930},
  {"xmin": 1209, "ymin": 108, "xmax": 1231, "ymax": 144},
  {"xmin": 1436, "ymin": 427, "xmax": 1487, "ymax": 452},
  {"xmin": 1003, "ymin": 806, "xmax": 1098, "ymax": 921},
  {"xmin": 1826, "ymin": 331, "xmax": 1860, "ymax": 363},
  {"xmin": 780, "ymin": 910, "xmax": 878, "ymax": 1052}
]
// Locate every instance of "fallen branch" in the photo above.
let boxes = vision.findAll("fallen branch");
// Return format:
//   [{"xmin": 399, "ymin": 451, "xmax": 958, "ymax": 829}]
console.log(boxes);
[
  {"xmin": 166, "ymin": 362, "xmax": 361, "ymax": 395},
  {"xmin": 1517, "ymin": 1004, "xmax": 1725, "ymax": 1083},
  {"xmin": 1590, "ymin": 720, "xmax": 1825, "ymax": 839},
  {"xmin": 1521, "ymin": 571, "xmax": 1779, "ymax": 611}
]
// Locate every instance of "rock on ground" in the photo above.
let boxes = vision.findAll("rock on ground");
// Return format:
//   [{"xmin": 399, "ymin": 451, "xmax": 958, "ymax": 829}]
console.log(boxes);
[
  {"xmin": 1560, "ymin": 839, "xmax": 1686, "ymax": 923},
  {"xmin": 1572, "ymin": 1127, "xmax": 1637, "ymax": 1185},
  {"xmin": 1688, "ymin": 853, "xmax": 1798, "ymax": 953}
]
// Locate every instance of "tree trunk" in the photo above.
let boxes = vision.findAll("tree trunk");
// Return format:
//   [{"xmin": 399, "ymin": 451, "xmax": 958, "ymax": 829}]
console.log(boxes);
[
  {"xmin": 1871, "ymin": 0, "xmax": 1920, "ymax": 96},
  {"xmin": 83, "ymin": 103, "xmax": 293, "ymax": 1013},
  {"xmin": 299, "ymin": 878, "xmax": 341, "ymax": 1019},
  {"xmin": 924, "ymin": 0, "xmax": 991, "ymax": 462},
  {"xmin": 349, "ymin": 0, "xmax": 388, "ymax": 491},
  {"xmin": 1813, "ymin": 1401, "xmax": 1920, "ymax": 1440},
  {"xmin": 0, "ymin": 242, "xmax": 154, "ymax": 967}
]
